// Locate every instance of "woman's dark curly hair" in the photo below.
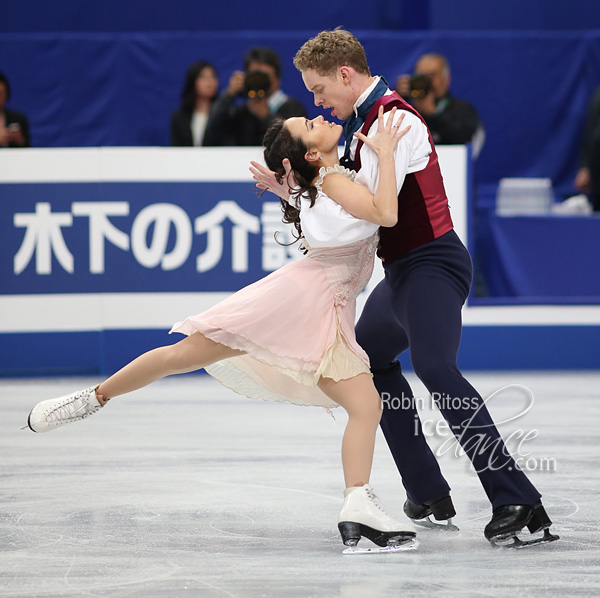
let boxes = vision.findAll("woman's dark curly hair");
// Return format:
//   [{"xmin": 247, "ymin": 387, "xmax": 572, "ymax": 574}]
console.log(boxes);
[{"xmin": 262, "ymin": 118, "xmax": 320, "ymax": 242}]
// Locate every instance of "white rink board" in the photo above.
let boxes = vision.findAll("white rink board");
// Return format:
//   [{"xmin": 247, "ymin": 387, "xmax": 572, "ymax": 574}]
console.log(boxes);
[{"xmin": 2, "ymin": 146, "xmax": 597, "ymax": 333}]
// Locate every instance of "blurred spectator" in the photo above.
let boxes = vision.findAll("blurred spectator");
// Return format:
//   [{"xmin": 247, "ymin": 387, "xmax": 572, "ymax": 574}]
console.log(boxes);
[
  {"xmin": 0, "ymin": 71, "xmax": 30, "ymax": 147},
  {"xmin": 170, "ymin": 61, "xmax": 219, "ymax": 146},
  {"xmin": 574, "ymin": 85, "xmax": 600, "ymax": 211},
  {"xmin": 396, "ymin": 53, "xmax": 485, "ymax": 158},
  {"xmin": 204, "ymin": 47, "xmax": 306, "ymax": 146}
]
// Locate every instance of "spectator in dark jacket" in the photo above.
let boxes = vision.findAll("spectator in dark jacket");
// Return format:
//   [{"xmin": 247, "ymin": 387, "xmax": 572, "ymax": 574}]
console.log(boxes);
[
  {"xmin": 204, "ymin": 47, "xmax": 306, "ymax": 146},
  {"xmin": 170, "ymin": 61, "xmax": 219, "ymax": 146},
  {"xmin": 0, "ymin": 71, "xmax": 30, "ymax": 147},
  {"xmin": 396, "ymin": 53, "xmax": 485, "ymax": 158},
  {"xmin": 574, "ymin": 85, "xmax": 600, "ymax": 211}
]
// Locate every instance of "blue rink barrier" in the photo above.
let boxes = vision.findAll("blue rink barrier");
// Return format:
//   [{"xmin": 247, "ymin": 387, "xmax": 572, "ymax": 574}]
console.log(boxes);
[
  {"xmin": 2, "ymin": 325, "xmax": 600, "ymax": 377},
  {"xmin": 1, "ymin": 147, "xmax": 599, "ymax": 375}
]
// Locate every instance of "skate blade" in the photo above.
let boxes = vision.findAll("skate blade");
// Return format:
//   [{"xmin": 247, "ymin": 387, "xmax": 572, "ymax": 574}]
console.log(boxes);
[
  {"xmin": 343, "ymin": 538, "xmax": 419, "ymax": 555},
  {"xmin": 414, "ymin": 516, "xmax": 459, "ymax": 532},
  {"xmin": 491, "ymin": 528, "xmax": 559, "ymax": 549}
]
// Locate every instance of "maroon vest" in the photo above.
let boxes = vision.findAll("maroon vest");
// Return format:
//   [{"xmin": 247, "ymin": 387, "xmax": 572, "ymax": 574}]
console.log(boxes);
[{"xmin": 354, "ymin": 92, "xmax": 454, "ymax": 264}]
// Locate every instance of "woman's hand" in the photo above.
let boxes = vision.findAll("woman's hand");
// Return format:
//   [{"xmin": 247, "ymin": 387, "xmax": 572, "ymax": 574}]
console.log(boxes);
[
  {"xmin": 249, "ymin": 159, "xmax": 297, "ymax": 200},
  {"xmin": 354, "ymin": 106, "xmax": 410, "ymax": 157}
]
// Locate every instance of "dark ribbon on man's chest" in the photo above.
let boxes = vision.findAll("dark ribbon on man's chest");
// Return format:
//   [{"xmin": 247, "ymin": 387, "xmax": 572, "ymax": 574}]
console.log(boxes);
[{"xmin": 339, "ymin": 77, "xmax": 389, "ymax": 170}]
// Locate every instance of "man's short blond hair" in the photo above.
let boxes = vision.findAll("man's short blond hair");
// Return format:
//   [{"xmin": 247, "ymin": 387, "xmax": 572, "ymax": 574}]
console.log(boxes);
[{"xmin": 293, "ymin": 28, "xmax": 371, "ymax": 77}]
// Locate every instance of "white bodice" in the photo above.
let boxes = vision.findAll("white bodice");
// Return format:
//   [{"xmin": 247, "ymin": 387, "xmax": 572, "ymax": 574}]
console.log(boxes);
[{"xmin": 296, "ymin": 165, "xmax": 379, "ymax": 249}]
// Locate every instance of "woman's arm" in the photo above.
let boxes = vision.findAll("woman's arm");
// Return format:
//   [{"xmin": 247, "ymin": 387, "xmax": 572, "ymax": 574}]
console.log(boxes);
[{"xmin": 321, "ymin": 107, "xmax": 409, "ymax": 227}]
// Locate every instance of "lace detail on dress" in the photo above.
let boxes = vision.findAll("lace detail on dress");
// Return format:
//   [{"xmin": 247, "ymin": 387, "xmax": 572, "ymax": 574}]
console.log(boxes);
[
  {"xmin": 314, "ymin": 164, "xmax": 356, "ymax": 192},
  {"xmin": 332, "ymin": 233, "xmax": 379, "ymax": 306}
]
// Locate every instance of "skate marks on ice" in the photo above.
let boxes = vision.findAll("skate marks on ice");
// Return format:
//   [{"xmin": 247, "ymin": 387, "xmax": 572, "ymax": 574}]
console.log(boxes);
[{"xmin": 1, "ymin": 374, "xmax": 600, "ymax": 597}]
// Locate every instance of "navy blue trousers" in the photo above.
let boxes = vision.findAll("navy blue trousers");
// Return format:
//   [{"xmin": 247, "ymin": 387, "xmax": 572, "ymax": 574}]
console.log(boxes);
[{"xmin": 355, "ymin": 231, "xmax": 541, "ymax": 509}]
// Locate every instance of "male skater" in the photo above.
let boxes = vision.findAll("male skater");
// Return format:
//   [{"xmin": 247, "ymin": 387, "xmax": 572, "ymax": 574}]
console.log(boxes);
[{"xmin": 252, "ymin": 28, "xmax": 557, "ymax": 547}]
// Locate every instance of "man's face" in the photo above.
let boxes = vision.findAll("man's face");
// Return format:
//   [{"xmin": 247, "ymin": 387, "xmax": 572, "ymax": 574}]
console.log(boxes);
[
  {"xmin": 247, "ymin": 61, "xmax": 279, "ymax": 96},
  {"xmin": 301, "ymin": 68, "xmax": 357, "ymax": 121},
  {"xmin": 415, "ymin": 56, "xmax": 449, "ymax": 99}
]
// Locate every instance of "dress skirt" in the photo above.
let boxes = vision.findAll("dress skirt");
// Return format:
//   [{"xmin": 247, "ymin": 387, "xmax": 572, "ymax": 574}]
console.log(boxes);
[{"xmin": 170, "ymin": 234, "xmax": 378, "ymax": 409}]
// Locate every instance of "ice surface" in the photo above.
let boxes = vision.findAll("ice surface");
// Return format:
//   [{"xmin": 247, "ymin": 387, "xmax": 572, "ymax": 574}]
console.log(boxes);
[{"xmin": 1, "ymin": 372, "xmax": 598, "ymax": 597}]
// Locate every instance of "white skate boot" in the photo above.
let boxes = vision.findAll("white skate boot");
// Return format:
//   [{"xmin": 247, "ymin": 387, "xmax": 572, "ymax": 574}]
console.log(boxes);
[
  {"xmin": 25, "ymin": 386, "xmax": 103, "ymax": 433},
  {"xmin": 338, "ymin": 484, "xmax": 417, "ymax": 554}
]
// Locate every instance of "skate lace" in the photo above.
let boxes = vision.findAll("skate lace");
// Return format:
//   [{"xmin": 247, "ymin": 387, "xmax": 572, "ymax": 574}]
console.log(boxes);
[
  {"xmin": 365, "ymin": 486, "xmax": 390, "ymax": 515},
  {"xmin": 46, "ymin": 389, "xmax": 99, "ymax": 423}
]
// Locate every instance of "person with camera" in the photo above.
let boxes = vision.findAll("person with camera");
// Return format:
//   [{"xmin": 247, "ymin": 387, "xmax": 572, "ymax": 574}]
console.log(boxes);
[
  {"xmin": 395, "ymin": 53, "xmax": 484, "ymax": 158},
  {"xmin": 204, "ymin": 47, "xmax": 306, "ymax": 146},
  {"xmin": 574, "ymin": 84, "xmax": 600, "ymax": 211},
  {"xmin": 0, "ymin": 72, "xmax": 30, "ymax": 148}
]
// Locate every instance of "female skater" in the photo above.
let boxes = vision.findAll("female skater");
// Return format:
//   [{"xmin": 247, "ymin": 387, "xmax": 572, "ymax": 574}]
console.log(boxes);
[{"xmin": 26, "ymin": 107, "xmax": 416, "ymax": 551}]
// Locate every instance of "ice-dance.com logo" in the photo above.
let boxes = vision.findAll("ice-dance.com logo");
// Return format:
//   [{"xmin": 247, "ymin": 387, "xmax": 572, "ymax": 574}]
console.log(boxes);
[{"xmin": 380, "ymin": 385, "xmax": 557, "ymax": 473}]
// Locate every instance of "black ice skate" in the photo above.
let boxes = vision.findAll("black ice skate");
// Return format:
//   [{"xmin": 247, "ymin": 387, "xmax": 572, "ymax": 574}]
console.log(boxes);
[
  {"xmin": 338, "ymin": 485, "xmax": 418, "ymax": 554},
  {"xmin": 403, "ymin": 492, "xmax": 459, "ymax": 531},
  {"xmin": 484, "ymin": 501, "xmax": 559, "ymax": 548}
]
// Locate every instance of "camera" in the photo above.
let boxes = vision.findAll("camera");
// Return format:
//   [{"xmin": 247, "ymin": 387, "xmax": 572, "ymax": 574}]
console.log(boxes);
[
  {"xmin": 409, "ymin": 74, "xmax": 432, "ymax": 99},
  {"xmin": 243, "ymin": 70, "xmax": 271, "ymax": 99}
]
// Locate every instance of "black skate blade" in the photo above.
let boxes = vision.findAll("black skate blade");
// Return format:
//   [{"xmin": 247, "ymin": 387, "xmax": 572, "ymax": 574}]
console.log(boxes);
[
  {"xmin": 359, "ymin": 524, "xmax": 416, "ymax": 548},
  {"xmin": 338, "ymin": 521, "xmax": 416, "ymax": 551},
  {"xmin": 414, "ymin": 516, "xmax": 459, "ymax": 532},
  {"xmin": 491, "ymin": 528, "xmax": 559, "ymax": 549},
  {"xmin": 22, "ymin": 411, "xmax": 36, "ymax": 432}
]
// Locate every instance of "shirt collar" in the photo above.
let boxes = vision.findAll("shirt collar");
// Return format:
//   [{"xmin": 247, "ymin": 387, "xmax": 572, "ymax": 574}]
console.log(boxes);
[
  {"xmin": 352, "ymin": 76, "xmax": 380, "ymax": 117},
  {"xmin": 268, "ymin": 89, "xmax": 287, "ymax": 111}
]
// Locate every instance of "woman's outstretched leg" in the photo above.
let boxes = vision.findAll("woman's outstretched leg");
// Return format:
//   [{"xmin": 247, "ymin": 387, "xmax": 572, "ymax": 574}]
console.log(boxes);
[
  {"xmin": 98, "ymin": 333, "xmax": 243, "ymax": 402},
  {"xmin": 318, "ymin": 373, "xmax": 416, "ymax": 549},
  {"xmin": 26, "ymin": 333, "xmax": 243, "ymax": 432}
]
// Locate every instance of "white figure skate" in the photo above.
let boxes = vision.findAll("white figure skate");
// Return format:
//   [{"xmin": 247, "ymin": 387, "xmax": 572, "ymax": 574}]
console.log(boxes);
[
  {"xmin": 338, "ymin": 484, "xmax": 418, "ymax": 554},
  {"xmin": 25, "ymin": 386, "xmax": 102, "ymax": 433}
]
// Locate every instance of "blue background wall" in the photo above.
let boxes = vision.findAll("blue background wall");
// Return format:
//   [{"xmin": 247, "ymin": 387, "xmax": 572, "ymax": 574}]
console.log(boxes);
[
  {"xmin": 2, "ymin": 2, "xmax": 600, "ymax": 375},
  {"xmin": 1, "ymin": 2, "xmax": 600, "ymax": 199},
  {"xmin": 2, "ymin": 0, "xmax": 597, "ymax": 33}
]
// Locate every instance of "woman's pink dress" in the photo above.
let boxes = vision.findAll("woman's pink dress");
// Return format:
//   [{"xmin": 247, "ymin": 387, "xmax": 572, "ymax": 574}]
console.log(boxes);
[{"xmin": 170, "ymin": 166, "xmax": 379, "ymax": 409}]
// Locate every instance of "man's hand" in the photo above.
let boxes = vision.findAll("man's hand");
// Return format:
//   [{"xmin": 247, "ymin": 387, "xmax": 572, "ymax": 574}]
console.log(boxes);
[
  {"xmin": 227, "ymin": 71, "xmax": 245, "ymax": 97},
  {"xmin": 574, "ymin": 167, "xmax": 591, "ymax": 191},
  {"xmin": 7, "ymin": 124, "xmax": 25, "ymax": 147},
  {"xmin": 249, "ymin": 159, "xmax": 296, "ymax": 201}
]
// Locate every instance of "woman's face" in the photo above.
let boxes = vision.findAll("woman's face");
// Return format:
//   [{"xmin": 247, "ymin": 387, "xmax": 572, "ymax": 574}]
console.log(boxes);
[
  {"xmin": 285, "ymin": 115, "xmax": 343, "ymax": 154},
  {"xmin": 195, "ymin": 67, "xmax": 218, "ymax": 100}
]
